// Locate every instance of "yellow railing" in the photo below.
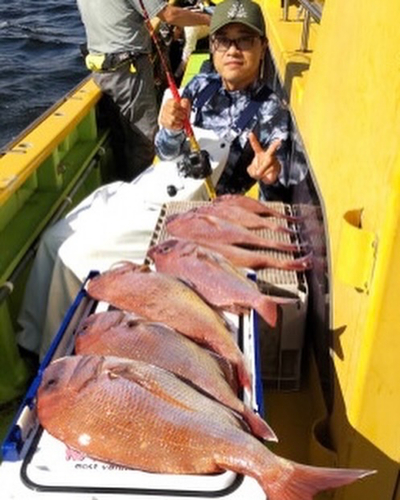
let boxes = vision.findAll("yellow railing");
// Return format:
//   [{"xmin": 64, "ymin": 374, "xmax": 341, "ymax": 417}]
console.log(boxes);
[
  {"xmin": 0, "ymin": 77, "xmax": 102, "ymax": 207},
  {"xmin": 282, "ymin": 0, "xmax": 323, "ymax": 51}
]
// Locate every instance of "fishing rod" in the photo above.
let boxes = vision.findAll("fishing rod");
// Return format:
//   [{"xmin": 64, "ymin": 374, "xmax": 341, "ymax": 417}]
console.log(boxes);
[{"xmin": 138, "ymin": 0, "xmax": 216, "ymax": 199}]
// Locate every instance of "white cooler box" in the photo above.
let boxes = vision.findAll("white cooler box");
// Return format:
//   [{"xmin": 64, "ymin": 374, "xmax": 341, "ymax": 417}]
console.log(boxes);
[{"xmin": 1, "ymin": 273, "xmax": 267, "ymax": 500}]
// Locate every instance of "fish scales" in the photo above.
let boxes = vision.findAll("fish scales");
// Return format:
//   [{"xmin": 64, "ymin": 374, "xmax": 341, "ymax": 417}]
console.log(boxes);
[
  {"xmin": 148, "ymin": 239, "xmax": 280, "ymax": 327},
  {"xmin": 86, "ymin": 263, "xmax": 252, "ymax": 391},
  {"xmin": 166, "ymin": 212, "xmax": 301, "ymax": 253},
  {"xmin": 75, "ymin": 311, "xmax": 275, "ymax": 440},
  {"xmin": 37, "ymin": 355, "xmax": 374, "ymax": 500},
  {"xmin": 38, "ymin": 356, "xmax": 245, "ymax": 472},
  {"xmin": 76, "ymin": 311, "xmax": 237, "ymax": 393}
]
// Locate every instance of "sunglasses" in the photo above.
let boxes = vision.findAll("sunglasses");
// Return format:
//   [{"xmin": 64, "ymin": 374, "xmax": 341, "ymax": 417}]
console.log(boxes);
[{"xmin": 211, "ymin": 35, "xmax": 260, "ymax": 53}]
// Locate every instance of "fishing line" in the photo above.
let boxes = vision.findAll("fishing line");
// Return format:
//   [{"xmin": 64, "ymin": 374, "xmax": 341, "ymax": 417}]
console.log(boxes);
[{"xmin": 137, "ymin": 0, "xmax": 216, "ymax": 199}]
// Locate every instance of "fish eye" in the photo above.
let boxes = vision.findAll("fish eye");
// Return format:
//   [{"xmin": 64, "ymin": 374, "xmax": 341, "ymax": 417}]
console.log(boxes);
[
  {"xmin": 127, "ymin": 319, "xmax": 138, "ymax": 328},
  {"xmin": 46, "ymin": 378, "xmax": 58, "ymax": 388}
]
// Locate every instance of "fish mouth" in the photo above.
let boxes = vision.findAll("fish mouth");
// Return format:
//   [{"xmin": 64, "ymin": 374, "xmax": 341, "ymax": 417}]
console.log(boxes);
[{"xmin": 146, "ymin": 244, "xmax": 158, "ymax": 260}]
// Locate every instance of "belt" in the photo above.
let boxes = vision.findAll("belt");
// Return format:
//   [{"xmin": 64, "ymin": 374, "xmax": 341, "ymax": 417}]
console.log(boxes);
[{"xmin": 85, "ymin": 51, "xmax": 140, "ymax": 73}]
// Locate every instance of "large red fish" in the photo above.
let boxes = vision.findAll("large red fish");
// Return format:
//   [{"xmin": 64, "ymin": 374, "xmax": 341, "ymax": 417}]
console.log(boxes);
[
  {"xmin": 75, "ymin": 310, "xmax": 275, "ymax": 441},
  {"xmin": 148, "ymin": 238, "xmax": 294, "ymax": 327},
  {"xmin": 166, "ymin": 212, "xmax": 302, "ymax": 253},
  {"xmin": 37, "ymin": 355, "xmax": 374, "ymax": 500},
  {"xmin": 87, "ymin": 263, "xmax": 251, "ymax": 391},
  {"xmin": 215, "ymin": 194, "xmax": 303, "ymax": 222},
  {"xmin": 193, "ymin": 203, "xmax": 296, "ymax": 234}
]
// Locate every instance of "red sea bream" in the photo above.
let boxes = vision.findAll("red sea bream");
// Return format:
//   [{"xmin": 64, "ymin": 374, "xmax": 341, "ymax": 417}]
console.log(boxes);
[
  {"xmin": 75, "ymin": 310, "xmax": 275, "ymax": 440},
  {"xmin": 37, "ymin": 355, "xmax": 374, "ymax": 500},
  {"xmin": 87, "ymin": 263, "xmax": 252, "ymax": 391}
]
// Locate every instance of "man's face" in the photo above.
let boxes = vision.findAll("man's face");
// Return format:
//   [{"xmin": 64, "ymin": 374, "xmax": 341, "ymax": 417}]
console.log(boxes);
[{"xmin": 211, "ymin": 23, "xmax": 265, "ymax": 91}]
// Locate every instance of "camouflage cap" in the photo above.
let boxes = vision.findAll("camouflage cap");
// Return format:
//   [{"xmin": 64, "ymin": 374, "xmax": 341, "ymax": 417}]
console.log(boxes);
[{"xmin": 210, "ymin": 0, "xmax": 266, "ymax": 37}]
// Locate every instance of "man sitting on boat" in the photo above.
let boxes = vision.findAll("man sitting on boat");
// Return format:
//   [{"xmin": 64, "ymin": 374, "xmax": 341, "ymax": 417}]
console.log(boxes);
[
  {"xmin": 156, "ymin": 0, "xmax": 289, "ymax": 198},
  {"xmin": 16, "ymin": 0, "xmax": 296, "ymax": 360}
]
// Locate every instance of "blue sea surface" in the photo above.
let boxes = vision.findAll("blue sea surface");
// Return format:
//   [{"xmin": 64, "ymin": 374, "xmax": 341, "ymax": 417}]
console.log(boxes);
[{"xmin": 0, "ymin": 0, "xmax": 88, "ymax": 149}]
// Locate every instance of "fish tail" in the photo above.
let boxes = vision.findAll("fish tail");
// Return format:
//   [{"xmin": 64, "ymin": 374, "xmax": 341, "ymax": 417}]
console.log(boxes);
[
  {"xmin": 281, "ymin": 242, "xmax": 303, "ymax": 253},
  {"xmin": 255, "ymin": 297, "xmax": 278, "ymax": 327},
  {"xmin": 261, "ymin": 458, "xmax": 375, "ymax": 500},
  {"xmin": 278, "ymin": 224, "xmax": 298, "ymax": 235},
  {"xmin": 242, "ymin": 406, "xmax": 278, "ymax": 442},
  {"xmin": 282, "ymin": 252, "xmax": 313, "ymax": 271},
  {"xmin": 276, "ymin": 212, "xmax": 305, "ymax": 224},
  {"xmin": 236, "ymin": 360, "xmax": 252, "ymax": 395}
]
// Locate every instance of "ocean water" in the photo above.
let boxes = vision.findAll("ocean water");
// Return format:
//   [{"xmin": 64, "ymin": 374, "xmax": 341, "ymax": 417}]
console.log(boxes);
[{"xmin": 0, "ymin": 0, "xmax": 87, "ymax": 149}]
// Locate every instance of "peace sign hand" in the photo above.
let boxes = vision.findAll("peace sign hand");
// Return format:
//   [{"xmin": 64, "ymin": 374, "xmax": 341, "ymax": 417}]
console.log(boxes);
[{"xmin": 246, "ymin": 132, "xmax": 283, "ymax": 185}]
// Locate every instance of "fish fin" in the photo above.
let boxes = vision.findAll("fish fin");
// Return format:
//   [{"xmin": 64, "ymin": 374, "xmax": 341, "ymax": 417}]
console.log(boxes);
[
  {"xmin": 200, "ymin": 213, "xmax": 226, "ymax": 229},
  {"xmin": 194, "ymin": 245, "xmax": 222, "ymax": 264},
  {"xmin": 255, "ymin": 294, "xmax": 301, "ymax": 327},
  {"xmin": 197, "ymin": 248, "xmax": 254, "ymax": 285},
  {"xmin": 213, "ymin": 354, "xmax": 239, "ymax": 392},
  {"xmin": 236, "ymin": 360, "xmax": 252, "ymax": 395},
  {"xmin": 260, "ymin": 460, "xmax": 376, "ymax": 500},
  {"xmin": 180, "ymin": 241, "xmax": 199, "ymax": 257},
  {"xmin": 108, "ymin": 364, "xmax": 195, "ymax": 412},
  {"xmin": 242, "ymin": 407, "xmax": 278, "ymax": 442},
  {"xmin": 222, "ymin": 303, "xmax": 250, "ymax": 316},
  {"xmin": 283, "ymin": 252, "xmax": 313, "ymax": 271},
  {"xmin": 267, "ymin": 295, "xmax": 299, "ymax": 305},
  {"xmin": 175, "ymin": 276, "xmax": 199, "ymax": 293},
  {"xmin": 254, "ymin": 298, "xmax": 278, "ymax": 327}
]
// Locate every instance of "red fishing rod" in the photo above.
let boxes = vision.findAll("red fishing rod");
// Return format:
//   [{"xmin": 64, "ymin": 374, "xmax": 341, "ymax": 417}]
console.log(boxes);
[{"xmin": 138, "ymin": 0, "xmax": 216, "ymax": 198}]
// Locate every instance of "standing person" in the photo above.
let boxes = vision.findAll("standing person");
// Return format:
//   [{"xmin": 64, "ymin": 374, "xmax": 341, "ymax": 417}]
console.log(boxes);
[
  {"xmin": 17, "ymin": 0, "xmax": 300, "ymax": 360},
  {"xmin": 77, "ymin": 0, "xmax": 211, "ymax": 181},
  {"xmin": 155, "ymin": 0, "xmax": 290, "ymax": 199}
]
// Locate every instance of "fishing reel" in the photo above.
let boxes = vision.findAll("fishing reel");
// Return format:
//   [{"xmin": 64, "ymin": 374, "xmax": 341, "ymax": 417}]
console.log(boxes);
[{"xmin": 177, "ymin": 150, "xmax": 212, "ymax": 179}]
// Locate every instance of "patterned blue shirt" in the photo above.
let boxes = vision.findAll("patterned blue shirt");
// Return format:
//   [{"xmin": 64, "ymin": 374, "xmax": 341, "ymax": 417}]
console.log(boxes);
[{"xmin": 155, "ymin": 72, "xmax": 290, "ymax": 195}]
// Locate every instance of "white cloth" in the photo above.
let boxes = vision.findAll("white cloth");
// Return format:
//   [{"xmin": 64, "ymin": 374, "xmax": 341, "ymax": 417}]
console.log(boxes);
[{"xmin": 17, "ymin": 128, "xmax": 229, "ymax": 358}]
